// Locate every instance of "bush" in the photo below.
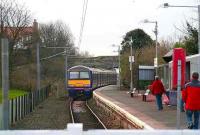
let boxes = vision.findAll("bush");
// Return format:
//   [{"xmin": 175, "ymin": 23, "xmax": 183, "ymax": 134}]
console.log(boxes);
[
  {"xmin": 138, "ymin": 80, "xmax": 152, "ymax": 90},
  {"xmin": 122, "ymin": 79, "xmax": 130, "ymax": 88}
]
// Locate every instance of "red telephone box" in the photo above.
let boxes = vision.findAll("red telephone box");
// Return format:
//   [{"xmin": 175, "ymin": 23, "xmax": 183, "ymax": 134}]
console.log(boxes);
[{"xmin": 171, "ymin": 48, "xmax": 186, "ymax": 90}]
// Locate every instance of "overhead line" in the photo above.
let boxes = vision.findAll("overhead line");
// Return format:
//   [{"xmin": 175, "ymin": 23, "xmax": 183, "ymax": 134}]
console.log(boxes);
[
  {"xmin": 77, "ymin": 0, "xmax": 89, "ymax": 50},
  {"xmin": 40, "ymin": 51, "xmax": 65, "ymax": 61}
]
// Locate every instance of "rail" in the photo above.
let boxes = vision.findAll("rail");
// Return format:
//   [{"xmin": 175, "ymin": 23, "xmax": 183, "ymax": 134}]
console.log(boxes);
[
  {"xmin": 93, "ymin": 91, "xmax": 154, "ymax": 130},
  {"xmin": 69, "ymin": 100, "xmax": 106, "ymax": 129},
  {"xmin": 69, "ymin": 100, "xmax": 75, "ymax": 123},
  {"xmin": 86, "ymin": 101, "xmax": 107, "ymax": 129}
]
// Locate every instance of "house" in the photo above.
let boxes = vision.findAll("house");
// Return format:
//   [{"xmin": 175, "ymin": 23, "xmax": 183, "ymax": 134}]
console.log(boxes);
[{"xmin": 3, "ymin": 19, "xmax": 38, "ymax": 49}]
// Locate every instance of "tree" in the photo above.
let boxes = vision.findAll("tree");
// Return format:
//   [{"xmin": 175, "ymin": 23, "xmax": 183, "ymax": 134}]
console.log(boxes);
[
  {"xmin": 121, "ymin": 29, "xmax": 153, "ymax": 53},
  {"xmin": 0, "ymin": 0, "xmax": 32, "ymax": 88},
  {"xmin": 173, "ymin": 22, "xmax": 198, "ymax": 55},
  {"xmin": 0, "ymin": 0, "xmax": 32, "ymax": 51},
  {"xmin": 173, "ymin": 42, "xmax": 185, "ymax": 49},
  {"xmin": 120, "ymin": 29, "xmax": 153, "ymax": 88},
  {"xmin": 184, "ymin": 22, "xmax": 198, "ymax": 55},
  {"xmin": 39, "ymin": 21, "xmax": 75, "ymax": 84}
]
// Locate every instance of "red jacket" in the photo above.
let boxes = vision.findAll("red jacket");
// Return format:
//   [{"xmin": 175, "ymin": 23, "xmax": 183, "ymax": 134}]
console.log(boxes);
[
  {"xmin": 182, "ymin": 80, "xmax": 200, "ymax": 110},
  {"xmin": 151, "ymin": 80, "xmax": 165, "ymax": 95}
]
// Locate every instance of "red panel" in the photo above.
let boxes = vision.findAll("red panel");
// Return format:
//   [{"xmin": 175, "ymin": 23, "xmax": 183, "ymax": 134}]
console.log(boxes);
[{"xmin": 172, "ymin": 48, "xmax": 186, "ymax": 90}]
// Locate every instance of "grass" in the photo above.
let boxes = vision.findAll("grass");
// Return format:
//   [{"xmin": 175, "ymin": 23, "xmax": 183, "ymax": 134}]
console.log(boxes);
[{"xmin": 0, "ymin": 89, "xmax": 28, "ymax": 103}]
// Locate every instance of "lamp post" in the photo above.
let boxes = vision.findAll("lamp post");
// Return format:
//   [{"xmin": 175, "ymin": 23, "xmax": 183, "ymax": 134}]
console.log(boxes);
[
  {"xmin": 143, "ymin": 19, "xmax": 158, "ymax": 76},
  {"xmin": 163, "ymin": 3, "xmax": 200, "ymax": 54},
  {"xmin": 112, "ymin": 44, "xmax": 121, "ymax": 90},
  {"xmin": 129, "ymin": 38, "xmax": 133, "ymax": 91}
]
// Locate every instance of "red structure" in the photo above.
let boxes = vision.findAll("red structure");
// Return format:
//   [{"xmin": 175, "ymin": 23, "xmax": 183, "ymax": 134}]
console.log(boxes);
[{"xmin": 172, "ymin": 48, "xmax": 186, "ymax": 90}]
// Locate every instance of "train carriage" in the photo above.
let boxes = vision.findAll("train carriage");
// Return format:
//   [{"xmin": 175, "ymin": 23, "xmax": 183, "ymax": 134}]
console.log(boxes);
[{"xmin": 67, "ymin": 65, "xmax": 117, "ymax": 99}]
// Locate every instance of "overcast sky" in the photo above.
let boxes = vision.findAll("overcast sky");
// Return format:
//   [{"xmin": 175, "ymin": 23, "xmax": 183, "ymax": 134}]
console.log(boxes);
[{"xmin": 18, "ymin": 0, "xmax": 199, "ymax": 56}]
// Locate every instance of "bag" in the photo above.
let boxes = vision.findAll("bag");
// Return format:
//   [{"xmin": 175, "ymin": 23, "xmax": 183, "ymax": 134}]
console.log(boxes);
[{"xmin": 163, "ymin": 94, "xmax": 169, "ymax": 105}]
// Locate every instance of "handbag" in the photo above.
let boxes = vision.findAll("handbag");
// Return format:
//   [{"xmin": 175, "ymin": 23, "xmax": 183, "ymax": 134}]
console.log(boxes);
[{"xmin": 163, "ymin": 94, "xmax": 169, "ymax": 105}]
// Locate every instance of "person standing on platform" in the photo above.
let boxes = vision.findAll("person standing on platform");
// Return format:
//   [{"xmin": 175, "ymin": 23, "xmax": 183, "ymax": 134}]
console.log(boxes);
[
  {"xmin": 151, "ymin": 76, "xmax": 165, "ymax": 111},
  {"xmin": 182, "ymin": 72, "xmax": 200, "ymax": 129}
]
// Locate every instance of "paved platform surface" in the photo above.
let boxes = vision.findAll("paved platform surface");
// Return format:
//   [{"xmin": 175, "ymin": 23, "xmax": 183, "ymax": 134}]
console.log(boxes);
[
  {"xmin": 11, "ymin": 96, "xmax": 70, "ymax": 129},
  {"xmin": 95, "ymin": 85, "xmax": 187, "ymax": 129}
]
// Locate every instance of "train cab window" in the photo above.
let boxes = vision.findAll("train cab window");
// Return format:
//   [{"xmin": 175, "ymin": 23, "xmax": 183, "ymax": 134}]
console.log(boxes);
[
  {"xmin": 69, "ymin": 72, "xmax": 79, "ymax": 79},
  {"xmin": 80, "ymin": 72, "xmax": 90, "ymax": 79}
]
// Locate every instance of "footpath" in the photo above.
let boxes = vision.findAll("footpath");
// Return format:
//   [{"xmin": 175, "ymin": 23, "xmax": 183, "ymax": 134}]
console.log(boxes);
[
  {"xmin": 95, "ymin": 85, "xmax": 187, "ymax": 129},
  {"xmin": 11, "ymin": 95, "xmax": 70, "ymax": 129}
]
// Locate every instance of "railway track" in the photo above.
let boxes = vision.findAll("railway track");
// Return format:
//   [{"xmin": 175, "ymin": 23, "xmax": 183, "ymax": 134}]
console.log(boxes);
[{"xmin": 70, "ymin": 100, "xmax": 106, "ymax": 130}]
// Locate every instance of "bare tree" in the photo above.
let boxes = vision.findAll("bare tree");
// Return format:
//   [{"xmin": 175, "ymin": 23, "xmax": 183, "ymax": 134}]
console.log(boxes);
[
  {"xmin": 0, "ymin": 0, "xmax": 32, "ymax": 43},
  {"xmin": 40, "ymin": 21, "xmax": 74, "ymax": 48},
  {"xmin": 0, "ymin": 0, "xmax": 32, "ymax": 67},
  {"xmin": 0, "ymin": 0, "xmax": 32, "ymax": 89},
  {"xmin": 0, "ymin": 0, "xmax": 11, "ymax": 34},
  {"xmin": 39, "ymin": 21, "xmax": 75, "ymax": 83}
]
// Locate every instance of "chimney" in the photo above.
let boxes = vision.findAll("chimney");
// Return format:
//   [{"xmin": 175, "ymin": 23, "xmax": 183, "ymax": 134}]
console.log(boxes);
[
  {"xmin": 32, "ymin": 19, "xmax": 39, "ymax": 41},
  {"xmin": 33, "ymin": 19, "xmax": 38, "ymax": 33}
]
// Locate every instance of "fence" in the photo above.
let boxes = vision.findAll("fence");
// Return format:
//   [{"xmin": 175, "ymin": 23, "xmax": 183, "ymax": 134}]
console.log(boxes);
[
  {"xmin": 0, "ymin": 124, "xmax": 198, "ymax": 135},
  {"xmin": 0, "ymin": 85, "xmax": 51, "ymax": 128}
]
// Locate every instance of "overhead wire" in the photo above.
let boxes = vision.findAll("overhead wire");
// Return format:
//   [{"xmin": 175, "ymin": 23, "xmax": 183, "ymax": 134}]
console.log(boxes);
[{"xmin": 77, "ymin": 0, "xmax": 89, "ymax": 51}]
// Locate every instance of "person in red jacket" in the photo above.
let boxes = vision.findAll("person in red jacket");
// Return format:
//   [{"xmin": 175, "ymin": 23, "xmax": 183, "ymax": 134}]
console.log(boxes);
[
  {"xmin": 182, "ymin": 72, "xmax": 200, "ymax": 129},
  {"xmin": 151, "ymin": 76, "xmax": 165, "ymax": 110}
]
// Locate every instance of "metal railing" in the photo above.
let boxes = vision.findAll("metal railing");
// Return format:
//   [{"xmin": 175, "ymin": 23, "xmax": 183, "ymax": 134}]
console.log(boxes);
[{"xmin": 0, "ymin": 85, "xmax": 51, "ymax": 128}]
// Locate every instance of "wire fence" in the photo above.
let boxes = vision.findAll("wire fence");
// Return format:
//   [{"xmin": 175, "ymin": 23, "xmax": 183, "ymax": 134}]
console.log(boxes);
[{"xmin": 0, "ymin": 85, "xmax": 51, "ymax": 128}]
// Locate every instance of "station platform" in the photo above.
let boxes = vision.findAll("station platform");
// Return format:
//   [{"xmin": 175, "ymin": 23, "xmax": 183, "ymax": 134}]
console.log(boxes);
[{"xmin": 95, "ymin": 85, "xmax": 187, "ymax": 129}]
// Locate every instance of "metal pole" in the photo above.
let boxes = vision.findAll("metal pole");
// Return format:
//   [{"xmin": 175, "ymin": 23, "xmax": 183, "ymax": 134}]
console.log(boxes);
[
  {"xmin": 118, "ymin": 46, "xmax": 121, "ymax": 90},
  {"xmin": 198, "ymin": 5, "xmax": 200, "ymax": 54},
  {"xmin": 2, "ymin": 38, "xmax": 9, "ymax": 129},
  {"xmin": 176, "ymin": 60, "xmax": 181, "ymax": 129},
  {"xmin": 130, "ymin": 40, "xmax": 133, "ymax": 91},
  {"xmin": 36, "ymin": 42, "xmax": 40, "ymax": 99},
  {"xmin": 155, "ymin": 21, "xmax": 158, "ymax": 76},
  {"xmin": 65, "ymin": 48, "xmax": 68, "ymax": 91}
]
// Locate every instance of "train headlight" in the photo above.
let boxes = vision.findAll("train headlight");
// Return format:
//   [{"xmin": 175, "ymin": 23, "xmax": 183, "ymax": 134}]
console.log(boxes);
[{"xmin": 68, "ymin": 84, "xmax": 74, "ymax": 87}]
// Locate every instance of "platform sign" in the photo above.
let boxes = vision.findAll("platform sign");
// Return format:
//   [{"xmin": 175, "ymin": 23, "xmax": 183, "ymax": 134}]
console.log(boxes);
[
  {"xmin": 154, "ymin": 58, "xmax": 158, "ymax": 67},
  {"xmin": 129, "ymin": 56, "xmax": 134, "ymax": 63}
]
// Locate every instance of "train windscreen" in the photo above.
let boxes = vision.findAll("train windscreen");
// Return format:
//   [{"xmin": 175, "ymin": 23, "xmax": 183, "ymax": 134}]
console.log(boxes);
[
  {"xmin": 69, "ymin": 71, "xmax": 90, "ymax": 79},
  {"xmin": 69, "ymin": 72, "xmax": 79, "ymax": 79},
  {"xmin": 80, "ymin": 72, "xmax": 89, "ymax": 79}
]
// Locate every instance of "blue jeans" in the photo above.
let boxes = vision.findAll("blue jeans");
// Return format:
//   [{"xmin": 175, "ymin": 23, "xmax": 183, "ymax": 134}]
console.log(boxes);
[
  {"xmin": 186, "ymin": 110, "xmax": 200, "ymax": 129},
  {"xmin": 155, "ymin": 94, "xmax": 163, "ymax": 110}
]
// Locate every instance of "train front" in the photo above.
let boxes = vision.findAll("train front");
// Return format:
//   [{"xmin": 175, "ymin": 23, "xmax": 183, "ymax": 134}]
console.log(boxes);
[{"xmin": 67, "ymin": 66, "xmax": 92, "ymax": 99}]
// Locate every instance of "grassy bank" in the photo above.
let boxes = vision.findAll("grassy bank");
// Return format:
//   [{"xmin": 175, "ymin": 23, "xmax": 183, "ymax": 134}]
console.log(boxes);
[{"xmin": 0, "ymin": 89, "xmax": 28, "ymax": 103}]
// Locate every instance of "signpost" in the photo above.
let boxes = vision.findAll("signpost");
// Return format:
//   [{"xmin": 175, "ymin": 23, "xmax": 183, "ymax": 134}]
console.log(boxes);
[
  {"xmin": 129, "ymin": 56, "xmax": 134, "ymax": 63},
  {"xmin": 154, "ymin": 58, "xmax": 157, "ymax": 67}
]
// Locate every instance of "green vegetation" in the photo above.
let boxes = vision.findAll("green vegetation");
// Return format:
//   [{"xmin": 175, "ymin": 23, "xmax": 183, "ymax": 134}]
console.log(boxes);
[
  {"xmin": 0, "ymin": 89, "xmax": 28, "ymax": 103},
  {"xmin": 120, "ymin": 29, "xmax": 154, "ymax": 89},
  {"xmin": 173, "ymin": 22, "xmax": 198, "ymax": 55},
  {"xmin": 138, "ymin": 80, "xmax": 152, "ymax": 90}
]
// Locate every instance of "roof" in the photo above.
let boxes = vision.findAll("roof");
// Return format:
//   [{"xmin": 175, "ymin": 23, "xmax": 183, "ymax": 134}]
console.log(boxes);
[
  {"xmin": 68, "ymin": 65, "xmax": 116, "ymax": 73},
  {"xmin": 139, "ymin": 65, "xmax": 154, "ymax": 70},
  {"xmin": 4, "ymin": 27, "xmax": 34, "ymax": 38},
  {"xmin": 162, "ymin": 50, "xmax": 173, "ymax": 63}
]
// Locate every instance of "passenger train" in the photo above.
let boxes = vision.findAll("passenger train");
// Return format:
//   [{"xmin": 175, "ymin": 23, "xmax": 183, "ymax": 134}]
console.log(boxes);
[{"xmin": 67, "ymin": 65, "xmax": 117, "ymax": 99}]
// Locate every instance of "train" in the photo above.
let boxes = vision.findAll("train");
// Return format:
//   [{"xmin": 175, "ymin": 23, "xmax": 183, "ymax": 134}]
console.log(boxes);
[{"xmin": 67, "ymin": 65, "xmax": 117, "ymax": 99}]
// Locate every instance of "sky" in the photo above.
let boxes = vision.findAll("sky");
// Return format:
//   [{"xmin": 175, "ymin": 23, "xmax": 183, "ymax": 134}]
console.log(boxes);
[{"xmin": 18, "ymin": 0, "xmax": 200, "ymax": 56}]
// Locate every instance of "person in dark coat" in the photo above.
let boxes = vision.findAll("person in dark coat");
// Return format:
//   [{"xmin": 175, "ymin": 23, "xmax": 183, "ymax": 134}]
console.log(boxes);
[
  {"xmin": 151, "ymin": 76, "xmax": 165, "ymax": 110},
  {"xmin": 182, "ymin": 72, "xmax": 200, "ymax": 129}
]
